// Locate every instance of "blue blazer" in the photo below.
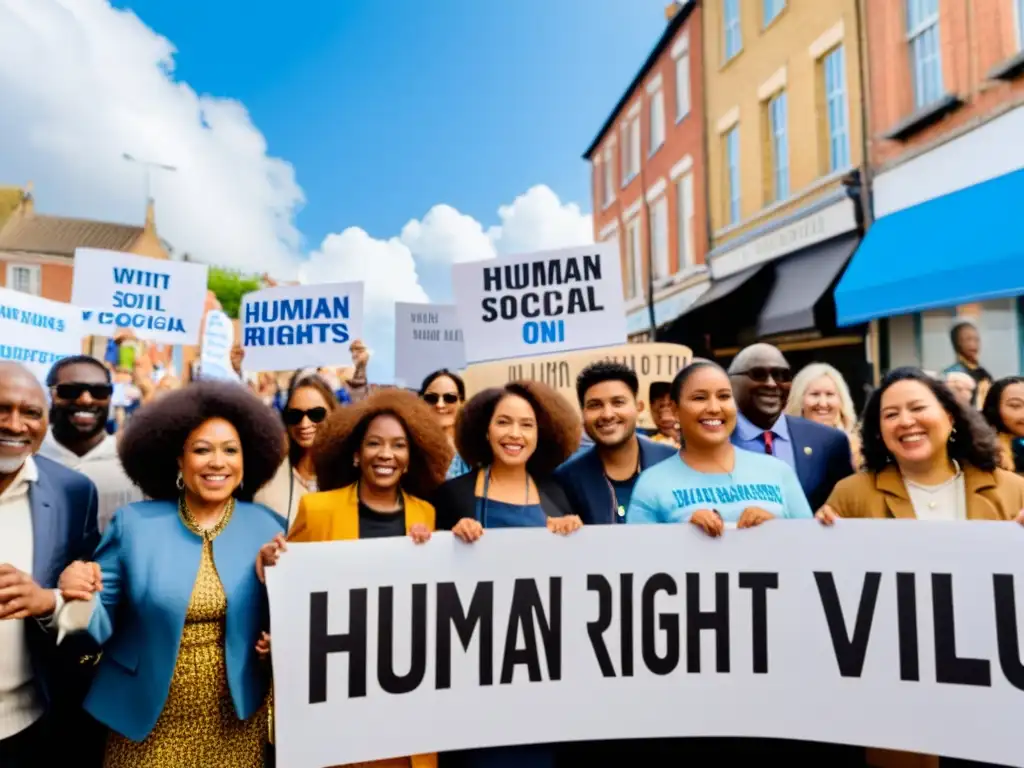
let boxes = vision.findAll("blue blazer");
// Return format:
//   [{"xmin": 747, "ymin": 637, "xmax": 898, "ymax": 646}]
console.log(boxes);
[
  {"xmin": 26, "ymin": 455, "xmax": 100, "ymax": 707},
  {"xmin": 81, "ymin": 499, "xmax": 285, "ymax": 742},
  {"xmin": 554, "ymin": 436, "xmax": 677, "ymax": 525}
]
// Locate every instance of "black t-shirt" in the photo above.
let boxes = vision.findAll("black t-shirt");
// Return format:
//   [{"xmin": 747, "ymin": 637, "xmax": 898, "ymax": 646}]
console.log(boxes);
[
  {"xmin": 358, "ymin": 500, "xmax": 406, "ymax": 539},
  {"xmin": 609, "ymin": 475, "xmax": 639, "ymax": 524}
]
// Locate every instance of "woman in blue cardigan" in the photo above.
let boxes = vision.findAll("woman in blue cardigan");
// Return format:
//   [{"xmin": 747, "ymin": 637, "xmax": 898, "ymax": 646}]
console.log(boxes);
[{"xmin": 58, "ymin": 380, "xmax": 286, "ymax": 768}]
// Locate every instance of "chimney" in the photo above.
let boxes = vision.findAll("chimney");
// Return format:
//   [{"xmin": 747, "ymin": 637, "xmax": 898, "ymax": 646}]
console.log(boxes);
[
  {"xmin": 144, "ymin": 197, "xmax": 156, "ymax": 233},
  {"xmin": 20, "ymin": 181, "xmax": 34, "ymax": 216},
  {"xmin": 664, "ymin": 1, "xmax": 683, "ymax": 21}
]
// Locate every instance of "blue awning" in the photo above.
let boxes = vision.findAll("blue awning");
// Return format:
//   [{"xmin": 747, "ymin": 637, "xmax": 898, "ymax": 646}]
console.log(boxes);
[{"xmin": 835, "ymin": 167, "xmax": 1024, "ymax": 326}]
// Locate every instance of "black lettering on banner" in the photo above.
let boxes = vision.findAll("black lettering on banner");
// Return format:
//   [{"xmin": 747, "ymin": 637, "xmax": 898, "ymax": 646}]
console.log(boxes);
[
  {"xmin": 738, "ymin": 572, "xmax": 778, "ymax": 674},
  {"xmin": 308, "ymin": 590, "xmax": 367, "ymax": 704},
  {"xmin": 993, "ymin": 574, "xmax": 1024, "ymax": 691},
  {"xmin": 377, "ymin": 585, "xmax": 427, "ymax": 695},
  {"xmin": 815, "ymin": 571, "xmax": 879, "ymax": 678},
  {"xmin": 435, "ymin": 581, "xmax": 495, "ymax": 689},
  {"xmin": 641, "ymin": 573, "xmax": 679, "ymax": 675},
  {"xmin": 687, "ymin": 572, "xmax": 730, "ymax": 674},
  {"xmin": 896, "ymin": 572, "xmax": 920, "ymax": 682},
  {"xmin": 620, "ymin": 573, "xmax": 635, "ymax": 677},
  {"xmin": 500, "ymin": 578, "xmax": 562, "ymax": 684},
  {"xmin": 586, "ymin": 575, "xmax": 615, "ymax": 678},
  {"xmin": 932, "ymin": 574, "xmax": 991, "ymax": 686}
]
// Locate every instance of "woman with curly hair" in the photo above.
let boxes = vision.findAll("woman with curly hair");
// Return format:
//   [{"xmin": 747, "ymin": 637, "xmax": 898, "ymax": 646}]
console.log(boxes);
[
  {"xmin": 982, "ymin": 376, "xmax": 1024, "ymax": 474},
  {"xmin": 255, "ymin": 372, "xmax": 339, "ymax": 528},
  {"xmin": 55, "ymin": 381, "xmax": 287, "ymax": 768},
  {"xmin": 430, "ymin": 381, "xmax": 582, "ymax": 768},
  {"xmin": 256, "ymin": 388, "xmax": 451, "ymax": 768}
]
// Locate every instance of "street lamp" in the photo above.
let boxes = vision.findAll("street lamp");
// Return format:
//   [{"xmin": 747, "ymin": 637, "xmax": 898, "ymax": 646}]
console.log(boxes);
[{"xmin": 122, "ymin": 153, "xmax": 177, "ymax": 201}]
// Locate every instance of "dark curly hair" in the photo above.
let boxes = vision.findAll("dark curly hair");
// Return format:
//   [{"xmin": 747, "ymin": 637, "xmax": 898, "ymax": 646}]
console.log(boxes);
[
  {"xmin": 118, "ymin": 380, "xmax": 286, "ymax": 501},
  {"xmin": 575, "ymin": 361, "xmax": 638, "ymax": 406},
  {"xmin": 455, "ymin": 380, "xmax": 581, "ymax": 477},
  {"xmin": 860, "ymin": 367, "xmax": 1000, "ymax": 473},
  {"xmin": 312, "ymin": 388, "xmax": 452, "ymax": 497},
  {"xmin": 983, "ymin": 376, "xmax": 1024, "ymax": 434}
]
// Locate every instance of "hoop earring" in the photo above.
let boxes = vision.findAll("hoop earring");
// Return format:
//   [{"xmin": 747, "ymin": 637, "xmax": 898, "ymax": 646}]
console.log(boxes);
[
  {"xmin": 176, "ymin": 472, "xmax": 184, "ymax": 491},
  {"xmin": 353, "ymin": 457, "xmax": 359, "ymax": 467},
  {"xmin": 949, "ymin": 426, "xmax": 958, "ymax": 443}
]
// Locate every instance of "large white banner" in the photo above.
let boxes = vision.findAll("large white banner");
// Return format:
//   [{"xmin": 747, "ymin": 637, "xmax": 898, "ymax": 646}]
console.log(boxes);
[
  {"xmin": 0, "ymin": 287, "xmax": 85, "ymax": 382},
  {"xmin": 266, "ymin": 522, "xmax": 1024, "ymax": 768},
  {"xmin": 393, "ymin": 302, "xmax": 465, "ymax": 389},
  {"xmin": 240, "ymin": 282, "xmax": 364, "ymax": 372},
  {"xmin": 71, "ymin": 248, "xmax": 209, "ymax": 345},
  {"xmin": 450, "ymin": 242, "xmax": 626, "ymax": 364}
]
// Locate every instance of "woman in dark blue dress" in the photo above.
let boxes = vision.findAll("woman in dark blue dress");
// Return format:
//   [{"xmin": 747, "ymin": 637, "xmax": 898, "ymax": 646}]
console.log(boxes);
[{"xmin": 433, "ymin": 380, "xmax": 583, "ymax": 768}]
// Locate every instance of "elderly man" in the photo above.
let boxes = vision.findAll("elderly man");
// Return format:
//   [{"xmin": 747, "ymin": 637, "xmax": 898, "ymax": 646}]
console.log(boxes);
[
  {"xmin": 0, "ymin": 362, "xmax": 100, "ymax": 766},
  {"xmin": 945, "ymin": 370, "xmax": 977, "ymax": 408}
]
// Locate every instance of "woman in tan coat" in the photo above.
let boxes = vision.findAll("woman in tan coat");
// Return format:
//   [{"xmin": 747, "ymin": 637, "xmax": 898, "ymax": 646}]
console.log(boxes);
[{"xmin": 818, "ymin": 367, "xmax": 1024, "ymax": 768}]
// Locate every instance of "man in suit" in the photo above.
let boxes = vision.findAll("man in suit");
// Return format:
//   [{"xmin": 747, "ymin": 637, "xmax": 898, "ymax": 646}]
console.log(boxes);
[
  {"xmin": 0, "ymin": 362, "xmax": 100, "ymax": 767},
  {"xmin": 728, "ymin": 344, "xmax": 852, "ymax": 511}
]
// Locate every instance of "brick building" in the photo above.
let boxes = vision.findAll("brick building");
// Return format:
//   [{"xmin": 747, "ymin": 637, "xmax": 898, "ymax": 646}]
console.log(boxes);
[
  {"xmin": 835, "ymin": 0, "xmax": 1024, "ymax": 378},
  {"xmin": 583, "ymin": 0, "xmax": 709, "ymax": 342}
]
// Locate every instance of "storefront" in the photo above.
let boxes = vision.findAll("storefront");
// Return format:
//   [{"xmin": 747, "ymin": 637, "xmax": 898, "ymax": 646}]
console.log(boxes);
[
  {"xmin": 835, "ymin": 106, "xmax": 1024, "ymax": 378},
  {"xmin": 625, "ymin": 269, "xmax": 710, "ymax": 343}
]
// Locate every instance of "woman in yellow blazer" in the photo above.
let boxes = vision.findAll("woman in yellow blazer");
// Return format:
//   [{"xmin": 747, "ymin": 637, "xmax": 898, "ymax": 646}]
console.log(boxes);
[
  {"xmin": 818, "ymin": 368, "xmax": 1024, "ymax": 768},
  {"xmin": 258, "ymin": 389, "xmax": 453, "ymax": 768}
]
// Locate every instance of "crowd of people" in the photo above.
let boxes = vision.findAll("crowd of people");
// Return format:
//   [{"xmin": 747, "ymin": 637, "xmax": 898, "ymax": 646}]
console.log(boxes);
[{"xmin": 2, "ymin": 320, "xmax": 1024, "ymax": 768}]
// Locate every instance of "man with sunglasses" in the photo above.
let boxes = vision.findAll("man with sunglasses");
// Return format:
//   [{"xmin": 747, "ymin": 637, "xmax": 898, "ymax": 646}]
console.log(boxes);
[
  {"xmin": 39, "ymin": 356, "xmax": 141, "ymax": 533},
  {"xmin": 727, "ymin": 343, "xmax": 852, "ymax": 512}
]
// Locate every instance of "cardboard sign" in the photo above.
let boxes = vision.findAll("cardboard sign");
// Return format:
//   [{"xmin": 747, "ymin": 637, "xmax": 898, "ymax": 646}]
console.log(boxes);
[
  {"xmin": 198, "ymin": 309, "xmax": 235, "ymax": 380},
  {"xmin": 393, "ymin": 302, "xmax": 465, "ymax": 390},
  {"xmin": 0, "ymin": 287, "xmax": 85, "ymax": 382}
]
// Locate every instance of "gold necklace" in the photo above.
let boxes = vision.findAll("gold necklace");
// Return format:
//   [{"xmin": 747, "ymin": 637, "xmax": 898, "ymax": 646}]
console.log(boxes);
[{"xmin": 178, "ymin": 495, "xmax": 235, "ymax": 541}]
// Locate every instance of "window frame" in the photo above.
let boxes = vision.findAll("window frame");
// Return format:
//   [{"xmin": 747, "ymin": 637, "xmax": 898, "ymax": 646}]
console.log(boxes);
[
  {"xmin": 602, "ymin": 146, "xmax": 615, "ymax": 208},
  {"xmin": 768, "ymin": 91, "xmax": 789, "ymax": 202},
  {"xmin": 823, "ymin": 45, "xmax": 851, "ymax": 172},
  {"xmin": 674, "ymin": 44, "xmax": 691, "ymax": 122},
  {"xmin": 763, "ymin": 0, "xmax": 786, "ymax": 28},
  {"xmin": 650, "ymin": 195, "xmax": 670, "ymax": 280},
  {"xmin": 6, "ymin": 263, "xmax": 41, "ymax": 296},
  {"xmin": 625, "ymin": 217, "xmax": 643, "ymax": 299},
  {"xmin": 649, "ymin": 88, "xmax": 666, "ymax": 155},
  {"xmin": 725, "ymin": 125, "xmax": 741, "ymax": 225},
  {"xmin": 723, "ymin": 0, "xmax": 743, "ymax": 61},
  {"xmin": 905, "ymin": 0, "xmax": 943, "ymax": 109},
  {"xmin": 676, "ymin": 172, "xmax": 695, "ymax": 270}
]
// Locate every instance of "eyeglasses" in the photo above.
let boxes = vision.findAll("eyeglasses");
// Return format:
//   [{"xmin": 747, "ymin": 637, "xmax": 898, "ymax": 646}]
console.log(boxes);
[
  {"xmin": 54, "ymin": 383, "xmax": 114, "ymax": 401},
  {"xmin": 423, "ymin": 392, "xmax": 460, "ymax": 405},
  {"xmin": 283, "ymin": 407, "xmax": 328, "ymax": 426},
  {"xmin": 731, "ymin": 366, "xmax": 793, "ymax": 384}
]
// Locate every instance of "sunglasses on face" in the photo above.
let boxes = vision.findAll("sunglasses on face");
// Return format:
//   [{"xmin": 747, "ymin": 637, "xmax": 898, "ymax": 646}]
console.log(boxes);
[
  {"xmin": 733, "ymin": 366, "xmax": 793, "ymax": 384},
  {"xmin": 283, "ymin": 407, "xmax": 328, "ymax": 426},
  {"xmin": 54, "ymin": 383, "xmax": 114, "ymax": 401},
  {"xmin": 423, "ymin": 392, "xmax": 460, "ymax": 405}
]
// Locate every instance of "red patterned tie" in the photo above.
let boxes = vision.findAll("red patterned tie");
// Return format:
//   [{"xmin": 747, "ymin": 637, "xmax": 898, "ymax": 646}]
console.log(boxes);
[{"xmin": 762, "ymin": 431, "xmax": 774, "ymax": 455}]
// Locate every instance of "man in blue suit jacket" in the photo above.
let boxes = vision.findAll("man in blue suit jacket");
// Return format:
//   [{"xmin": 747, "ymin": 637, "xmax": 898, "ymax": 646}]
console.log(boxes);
[
  {"xmin": 727, "ymin": 344, "xmax": 853, "ymax": 512},
  {"xmin": 0, "ymin": 362, "xmax": 99, "ymax": 767}
]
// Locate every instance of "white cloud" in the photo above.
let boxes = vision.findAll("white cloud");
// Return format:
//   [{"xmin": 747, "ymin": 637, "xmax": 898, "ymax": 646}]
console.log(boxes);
[
  {"xmin": 487, "ymin": 184, "xmax": 595, "ymax": 257},
  {"xmin": 0, "ymin": 0, "xmax": 303, "ymax": 277}
]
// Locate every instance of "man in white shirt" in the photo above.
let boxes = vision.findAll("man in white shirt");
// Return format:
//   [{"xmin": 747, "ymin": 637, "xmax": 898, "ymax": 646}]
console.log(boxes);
[
  {"xmin": 0, "ymin": 362, "xmax": 100, "ymax": 766},
  {"xmin": 39, "ymin": 355, "xmax": 142, "ymax": 532}
]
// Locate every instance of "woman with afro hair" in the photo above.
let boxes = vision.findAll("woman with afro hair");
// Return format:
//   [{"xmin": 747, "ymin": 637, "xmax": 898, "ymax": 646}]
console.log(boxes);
[
  {"xmin": 256, "ymin": 388, "xmax": 452, "ymax": 768},
  {"xmin": 55, "ymin": 381, "xmax": 287, "ymax": 768}
]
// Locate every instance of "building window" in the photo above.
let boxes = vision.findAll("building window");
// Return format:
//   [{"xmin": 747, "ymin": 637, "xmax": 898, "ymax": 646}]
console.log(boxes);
[
  {"xmin": 602, "ymin": 147, "xmax": 615, "ymax": 208},
  {"xmin": 676, "ymin": 173, "xmax": 695, "ymax": 269},
  {"xmin": 622, "ymin": 117, "xmax": 641, "ymax": 186},
  {"xmin": 763, "ymin": 0, "xmax": 785, "ymax": 27},
  {"xmin": 649, "ymin": 89, "xmax": 665, "ymax": 154},
  {"xmin": 650, "ymin": 196, "xmax": 669, "ymax": 279},
  {"xmin": 768, "ymin": 91, "xmax": 789, "ymax": 201},
  {"xmin": 906, "ymin": 0, "xmax": 943, "ymax": 109},
  {"xmin": 6, "ymin": 264, "xmax": 40, "ymax": 296},
  {"xmin": 675, "ymin": 47, "xmax": 690, "ymax": 121},
  {"xmin": 625, "ymin": 218, "xmax": 642, "ymax": 298},
  {"xmin": 824, "ymin": 45, "xmax": 851, "ymax": 172},
  {"xmin": 725, "ymin": 125, "xmax": 741, "ymax": 225},
  {"xmin": 723, "ymin": 0, "xmax": 742, "ymax": 60}
]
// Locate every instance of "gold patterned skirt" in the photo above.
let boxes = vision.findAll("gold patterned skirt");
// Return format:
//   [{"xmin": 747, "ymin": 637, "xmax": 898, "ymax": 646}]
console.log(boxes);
[{"xmin": 104, "ymin": 541, "xmax": 267, "ymax": 768}]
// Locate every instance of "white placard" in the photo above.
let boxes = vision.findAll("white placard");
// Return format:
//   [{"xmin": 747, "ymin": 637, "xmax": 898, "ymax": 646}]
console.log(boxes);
[
  {"xmin": 0, "ymin": 287, "xmax": 85, "ymax": 383},
  {"xmin": 450, "ymin": 243, "xmax": 626, "ymax": 364},
  {"xmin": 240, "ymin": 282, "xmax": 363, "ymax": 372},
  {"xmin": 71, "ymin": 248, "xmax": 209, "ymax": 345},
  {"xmin": 198, "ymin": 310, "xmax": 235, "ymax": 380},
  {"xmin": 393, "ymin": 302, "xmax": 465, "ymax": 389},
  {"xmin": 267, "ymin": 521, "xmax": 1024, "ymax": 768}
]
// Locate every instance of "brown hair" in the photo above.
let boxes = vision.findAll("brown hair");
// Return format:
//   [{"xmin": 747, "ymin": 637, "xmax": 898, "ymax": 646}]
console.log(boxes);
[
  {"xmin": 312, "ymin": 388, "xmax": 452, "ymax": 498},
  {"xmin": 455, "ymin": 380, "xmax": 581, "ymax": 477}
]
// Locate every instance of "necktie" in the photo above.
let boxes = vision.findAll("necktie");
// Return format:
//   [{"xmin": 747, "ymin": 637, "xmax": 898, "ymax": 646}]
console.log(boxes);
[{"xmin": 761, "ymin": 431, "xmax": 774, "ymax": 455}]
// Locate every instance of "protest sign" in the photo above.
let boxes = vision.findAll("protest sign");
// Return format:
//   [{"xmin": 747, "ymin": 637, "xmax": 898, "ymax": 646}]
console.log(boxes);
[
  {"xmin": 0, "ymin": 287, "xmax": 85, "ymax": 382},
  {"xmin": 267, "ymin": 521, "xmax": 1024, "ymax": 768},
  {"xmin": 461, "ymin": 342, "xmax": 691, "ymax": 430},
  {"xmin": 241, "ymin": 282, "xmax": 363, "ymax": 371},
  {"xmin": 198, "ymin": 309, "xmax": 235, "ymax": 380},
  {"xmin": 393, "ymin": 302, "xmax": 465, "ymax": 389},
  {"xmin": 451, "ymin": 242, "xmax": 627, "ymax": 364},
  {"xmin": 71, "ymin": 248, "xmax": 208, "ymax": 345}
]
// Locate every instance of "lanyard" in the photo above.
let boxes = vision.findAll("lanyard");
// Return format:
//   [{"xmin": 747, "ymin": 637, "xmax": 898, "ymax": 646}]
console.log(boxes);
[{"xmin": 479, "ymin": 467, "xmax": 530, "ymax": 528}]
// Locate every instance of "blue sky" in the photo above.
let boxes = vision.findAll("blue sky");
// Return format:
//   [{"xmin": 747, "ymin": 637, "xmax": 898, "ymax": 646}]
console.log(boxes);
[{"xmin": 109, "ymin": 0, "xmax": 671, "ymax": 248}]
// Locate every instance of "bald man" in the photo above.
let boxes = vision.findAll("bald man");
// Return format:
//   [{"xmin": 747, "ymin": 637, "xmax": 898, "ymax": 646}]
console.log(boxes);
[{"xmin": 0, "ymin": 363, "xmax": 100, "ymax": 767}]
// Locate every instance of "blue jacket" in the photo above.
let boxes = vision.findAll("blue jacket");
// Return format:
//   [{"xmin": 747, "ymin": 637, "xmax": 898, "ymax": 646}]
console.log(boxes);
[
  {"xmin": 554, "ymin": 436, "xmax": 676, "ymax": 525},
  {"xmin": 81, "ymin": 499, "xmax": 285, "ymax": 742}
]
